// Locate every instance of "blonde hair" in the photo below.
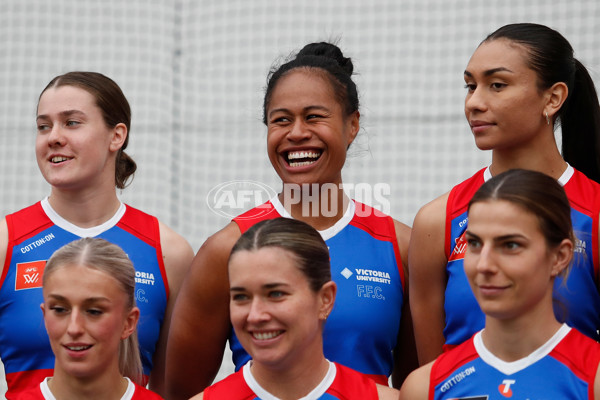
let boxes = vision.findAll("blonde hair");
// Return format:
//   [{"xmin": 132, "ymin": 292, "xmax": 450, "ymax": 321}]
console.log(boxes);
[{"xmin": 43, "ymin": 237, "xmax": 143, "ymax": 384}]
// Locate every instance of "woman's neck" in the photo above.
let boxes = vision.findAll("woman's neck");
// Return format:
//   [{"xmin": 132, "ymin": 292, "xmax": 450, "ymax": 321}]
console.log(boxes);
[
  {"xmin": 47, "ymin": 367, "xmax": 128, "ymax": 400},
  {"xmin": 251, "ymin": 356, "xmax": 331, "ymax": 400},
  {"xmin": 47, "ymin": 186, "xmax": 121, "ymax": 228},
  {"xmin": 481, "ymin": 297, "xmax": 562, "ymax": 362},
  {"xmin": 278, "ymin": 184, "xmax": 350, "ymax": 231},
  {"xmin": 490, "ymin": 131, "xmax": 568, "ymax": 180}
]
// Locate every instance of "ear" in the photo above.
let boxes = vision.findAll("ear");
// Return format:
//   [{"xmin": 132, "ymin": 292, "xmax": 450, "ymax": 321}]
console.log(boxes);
[
  {"xmin": 40, "ymin": 303, "xmax": 46, "ymax": 317},
  {"xmin": 550, "ymin": 238, "xmax": 573, "ymax": 278},
  {"xmin": 109, "ymin": 122, "xmax": 128, "ymax": 153},
  {"xmin": 346, "ymin": 111, "xmax": 360, "ymax": 149},
  {"xmin": 318, "ymin": 281, "xmax": 337, "ymax": 321},
  {"xmin": 543, "ymin": 82, "xmax": 568, "ymax": 124},
  {"xmin": 121, "ymin": 306, "xmax": 140, "ymax": 340}
]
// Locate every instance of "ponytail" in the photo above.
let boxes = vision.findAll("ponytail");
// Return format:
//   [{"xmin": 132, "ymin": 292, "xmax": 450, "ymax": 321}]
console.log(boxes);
[{"xmin": 560, "ymin": 59, "xmax": 600, "ymax": 182}]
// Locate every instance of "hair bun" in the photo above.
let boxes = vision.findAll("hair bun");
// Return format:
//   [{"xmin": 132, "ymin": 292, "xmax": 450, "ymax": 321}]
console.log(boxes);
[{"xmin": 297, "ymin": 42, "xmax": 354, "ymax": 75}]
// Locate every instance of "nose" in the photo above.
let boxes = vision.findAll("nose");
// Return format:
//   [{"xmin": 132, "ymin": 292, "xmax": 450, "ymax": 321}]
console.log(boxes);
[
  {"xmin": 465, "ymin": 86, "xmax": 488, "ymax": 115},
  {"xmin": 473, "ymin": 244, "xmax": 497, "ymax": 274},
  {"xmin": 246, "ymin": 298, "xmax": 270, "ymax": 324},
  {"xmin": 46, "ymin": 125, "xmax": 66, "ymax": 147},
  {"xmin": 66, "ymin": 310, "xmax": 85, "ymax": 337},
  {"xmin": 287, "ymin": 119, "xmax": 311, "ymax": 142}
]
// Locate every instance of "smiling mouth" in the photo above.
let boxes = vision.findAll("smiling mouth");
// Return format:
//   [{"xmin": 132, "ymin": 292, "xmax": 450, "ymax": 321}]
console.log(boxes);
[
  {"xmin": 252, "ymin": 330, "xmax": 283, "ymax": 340},
  {"xmin": 65, "ymin": 344, "xmax": 92, "ymax": 351},
  {"xmin": 286, "ymin": 150, "xmax": 321, "ymax": 167},
  {"xmin": 51, "ymin": 156, "xmax": 70, "ymax": 164}
]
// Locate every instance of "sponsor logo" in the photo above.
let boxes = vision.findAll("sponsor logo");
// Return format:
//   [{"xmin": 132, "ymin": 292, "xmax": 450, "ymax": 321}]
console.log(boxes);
[
  {"xmin": 448, "ymin": 232, "xmax": 467, "ymax": 261},
  {"xmin": 206, "ymin": 180, "xmax": 277, "ymax": 219},
  {"xmin": 574, "ymin": 237, "xmax": 587, "ymax": 254},
  {"xmin": 439, "ymin": 366, "xmax": 476, "ymax": 392},
  {"xmin": 341, "ymin": 267, "xmax": 353, "ymax": 279},
  {"xmin": 357, "ymin": 285, "xmax": 384, "ymax": 300},
  {"xmin": 16, "ymin": 260, "xmax": 47, "ymax": 290},
  {"xmin": 354, "ymin": 268, "xmax": 391, "ymax": 284},
  {"xmin": 20, "ymin": 233, "xmax": 56, "ymax": 254},
  {"xmin": 135, "ymin": 271, "xmax": 155, "ymax": 286},
  {"xmin": 498, "ymin": 379, "xmax": 515, "ymax": 397}
]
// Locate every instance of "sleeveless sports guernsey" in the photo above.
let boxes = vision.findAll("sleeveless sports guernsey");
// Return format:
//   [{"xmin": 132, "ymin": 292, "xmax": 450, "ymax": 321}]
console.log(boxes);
[
  {"xmin": 16, "ymin": 377, "xmax": 164, "ymax": 399},
  {"xmin": 444, "ymin": 166, "xmax": 600, "ymax": 348},
  {"xmin": 232, "ymin": 198, "xmax": 405, "ymax": 385},
  {"xmin": 430, "ymin": 325, "xmax": 600, "ymax": 399},
  {"xmin": 0, "ymin": 198, "xmax": 168, "ymax": 398},
  {"xmin": 203, "ymin": 361, "xmax": 379, "ymax": 400}
]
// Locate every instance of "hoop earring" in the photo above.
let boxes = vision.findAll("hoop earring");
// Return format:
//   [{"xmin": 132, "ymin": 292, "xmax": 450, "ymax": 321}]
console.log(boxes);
[{"xmin": 545, "ymin": 111, "xmax": 551, "ymax": 126}]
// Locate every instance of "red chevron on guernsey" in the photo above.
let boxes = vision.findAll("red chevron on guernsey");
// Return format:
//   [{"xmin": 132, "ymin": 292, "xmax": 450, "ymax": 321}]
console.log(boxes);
[{"xmin": 448, "ymin": 232, "xmax": 468, "ymax": 261}]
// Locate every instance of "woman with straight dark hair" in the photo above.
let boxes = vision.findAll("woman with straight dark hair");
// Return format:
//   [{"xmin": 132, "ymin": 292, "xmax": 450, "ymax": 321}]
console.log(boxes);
[
  {"xmin": 409, "ymin": 23, "xmax": 600, "ymax": 365},
  {"xmin": 192, "ymin": 218, "xmax": 399, "ymax": 400},
  {"xmin": 401, "ymin": 169, "xmax": 600, "ymax": 399}
]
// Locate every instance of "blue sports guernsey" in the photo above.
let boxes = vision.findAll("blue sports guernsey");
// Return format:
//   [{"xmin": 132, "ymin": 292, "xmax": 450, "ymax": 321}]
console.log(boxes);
[
  {"xmin": 430, "ymin": 325, "xmax": 600, "ymax": 399},
  {"xmin": 444, "ymin": 166, "xmax": 600, "ymax": 348},
  {"xmin": 203, "ymin": 361, "xmax": 379, "ymax": 399},
  {"xmin": 233, "ymin": 198, "xmax": 405, "ymax": 385},
  {"xmin": 0, "ymin": 198, "xmax": 168, "ymax": 398}
]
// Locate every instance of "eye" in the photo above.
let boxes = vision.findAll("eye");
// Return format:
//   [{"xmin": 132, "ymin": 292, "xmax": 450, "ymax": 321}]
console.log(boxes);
[
  {"xmin": 231, "ymin": 293, "xmax": 249, "ymax": 302},
  {"xmin": 306, "ymin": 114, "xmax": 324, "ymax": 120},
  {"xmin": 270, "ymin": 116, "xmax": 290, "ymax": 124},
  {"xmin": 466, "ymin": 237, "xmax": 481, "ymax": 251},
  {"xmin": 503, "ymin": 241, "xmax": 521, "ymax": 250},
  {"xmin": 49, "ymin": 305, "xmax": 68, "ymax": 314},
  {"xmin": 491, "ymin": 82, "xmax": 507, "ymax": 90},
  {"xmin": 87, "ymin": 309, "xmax": 103, "ymax": 316},
  {"xmin": 37, "ymin": 124, "xmax": 50, "ymax": 132},
  {"xmin": 464, "ymin": 83, "xmax": 476, "ymax": 93},
  {"xmin": 66, "ymin": 120, "xmax": 80, "ymax": 127},
  {"xmin": 268, "ymin": 290, "xmax": 286, "ymax": 299}
]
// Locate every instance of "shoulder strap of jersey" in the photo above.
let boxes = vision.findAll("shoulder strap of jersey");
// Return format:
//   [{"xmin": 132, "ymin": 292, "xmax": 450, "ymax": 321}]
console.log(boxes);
[
  {"xmin": 444, "ymin": 168, "xmax": 486, "ymax": 258},
  {"xmin": 233, "ymin": 201, "xmax": 280, "ymax": 234}
]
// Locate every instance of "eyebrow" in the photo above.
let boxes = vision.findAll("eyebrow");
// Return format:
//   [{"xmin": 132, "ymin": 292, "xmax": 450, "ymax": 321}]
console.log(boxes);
[
  {"xmin": 465, "ymin": 231, "xmax": 526, "ymax": 242},
  {"xmin": 47, "ymin": 293, "xmax": 111, "ymax": 303},
  {"xmin": 230, "ymin": 282, "xmax": 289, "ymax": 292},
  {"xmin": 464, "ymin": 67, "xmax": 514, "ymax": 78},
  {"xmin": 36, "ymin": 109, "xmax": 86, "ymax": 122},
  {"xmin": 267, "ymin": 105, "xmax": 330, "ymax": 119}
]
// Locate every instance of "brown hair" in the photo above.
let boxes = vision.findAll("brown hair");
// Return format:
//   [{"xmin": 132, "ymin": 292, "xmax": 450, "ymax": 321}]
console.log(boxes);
[{"xmin": 39, "ymin": 71, "xmax": 136, "ymax": 188}]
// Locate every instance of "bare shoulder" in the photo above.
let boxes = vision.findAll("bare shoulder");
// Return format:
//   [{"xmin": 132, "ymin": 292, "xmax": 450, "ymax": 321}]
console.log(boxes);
[
  {"xmin": 158, "ymin": 221, "xmax": 194, "ymax": 270},
  {"xmin": 376, "ymin": 383, "xmax": 400, "ymax": 400},
  {"xmin": 398, "ymin": 362, "xmax": 433, "ymax": 400},
  {"xmin": 412, "ymin": 191, "xmax": 449, "ymax": 230},
  {"xmin": 392, "ymin": 218, "xmax": 411, "ymax": 270},
  {"xmin": 188, "ymin": 392, "xmax": 204, "ymax": 400}
]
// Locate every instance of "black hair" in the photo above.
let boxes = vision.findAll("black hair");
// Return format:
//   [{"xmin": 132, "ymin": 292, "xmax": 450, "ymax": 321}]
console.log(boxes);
[
  {"xmin": 484, "ymin": 23, "xmax": 600, "ymax": 183},
  {"xmin": 262, "ymin": 42, "xmax": 359, "ymax": 124}
]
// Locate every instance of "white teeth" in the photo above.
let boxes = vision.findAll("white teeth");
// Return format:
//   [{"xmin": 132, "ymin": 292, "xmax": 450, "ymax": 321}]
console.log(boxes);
[
  {"xmin": 51, "ymin": 156, "xmax": 69, "ymax": 163},
  {"xmin": 287, "ymin": 151, "xmax": 321, "ymax": 160},
  {"xmin": 253, "ymin": 331, "xmax": 282, "ymax": 340},
  {"xmin": 289, "ymin": 160, "xmax": 317, "ymax": 167},
  {"xmin": 67, "ymin": 345, "xmax": 91, "ymax": 351}
]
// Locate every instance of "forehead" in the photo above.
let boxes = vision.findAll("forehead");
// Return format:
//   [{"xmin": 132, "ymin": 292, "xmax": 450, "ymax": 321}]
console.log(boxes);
[
  {"xmin": 268, "ymin": 69, "xmax": 339, "ymax": 109},
  {"xmin": 466, "ymin": 39, "xmax": 532, "ymax": 74},
  {"xmin": 468, "ymin": 200, "xmax": 540, "ymax": 234},
  {"xmin": 44, "ymin": 264, "xmax": 124, "ymax": 300},
  {"xmin": 37, "ymin": 85, "xmax": 98, "ymax": 115},
  {"xmin": 228, "ymin": 247, "xmax": 306, "ymax": 285}
]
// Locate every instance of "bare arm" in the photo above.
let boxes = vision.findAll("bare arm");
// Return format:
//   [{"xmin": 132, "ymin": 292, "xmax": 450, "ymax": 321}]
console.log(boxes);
[
  {"xmin": 165, "ymin": 222, "xmax": 241, "ymax": 400},
  {"xmin": 391, "ymin": 219, "xmax": 418, "ymax": 388},
  {"xmin": 147, "ymin": 221, "xmax": 194, "ymax": 396},
  {"xmin": 0, "ymin": 219, "xmax": 7, "ymax": 281},
  {"xmin": 376, "ymin": 383, "xmax": 400, "ymax": 400},
  {"xmin": 398, "ymin": 362, "xmax": 433, "ymax": 400},
  {"xmin": 408, "ymin": 193, "xmax": 449, "ymax": 365}
]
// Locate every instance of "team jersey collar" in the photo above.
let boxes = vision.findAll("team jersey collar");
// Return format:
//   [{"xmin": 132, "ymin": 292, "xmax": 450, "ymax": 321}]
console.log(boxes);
[
  {"xmin": 270, "ymin": 195, "xmax": 355, "ymax": 241},
  {"xmin": 483, "ymin": 164, "xmax": 574, "ymax": 186},
  {"xmin": 41, "ymin": 196, "xmax": 126, "ymax": 238},
  {"xmin": 243, "ymin": 360, "xmax": 336, "ymax": 400},
  {"xmin": 474, "ymin": 323, "xmax": 571, "ymax": 375}
]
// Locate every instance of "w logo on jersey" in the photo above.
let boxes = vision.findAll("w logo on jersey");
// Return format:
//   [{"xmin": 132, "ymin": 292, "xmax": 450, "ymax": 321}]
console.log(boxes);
[
  {"xmin": 15, "ymin": 260, "xmax": 47, "ymax": 290},
  {"xmin": 498, "ymin": 379, "xmax": 515, "ymax": 397},
  {"xmin": 448, "ymin": 232, "xmax": 468, "ymax": 261}
]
